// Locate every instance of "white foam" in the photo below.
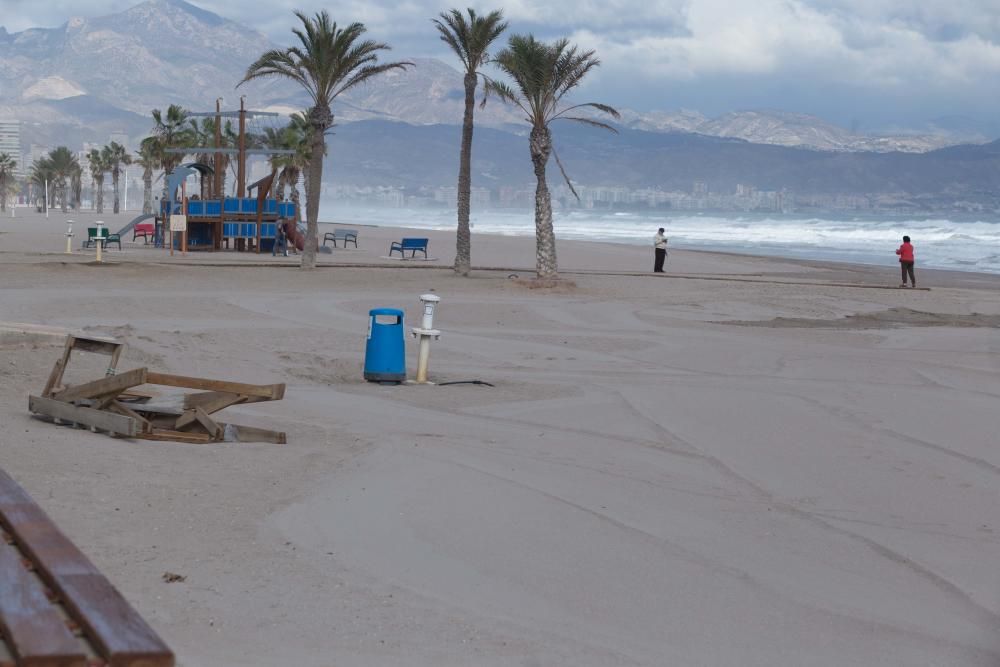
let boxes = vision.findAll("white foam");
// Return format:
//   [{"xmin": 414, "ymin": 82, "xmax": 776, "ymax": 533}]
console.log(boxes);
[{"xmin": 322, "ymin": 206, "xmax": 1000, "ymax": 274}]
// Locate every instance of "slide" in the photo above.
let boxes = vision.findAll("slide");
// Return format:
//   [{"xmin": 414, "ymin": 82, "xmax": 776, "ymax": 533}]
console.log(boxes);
[
  {"xmin": 114, "ymin": 213, "xmax": 156, "ymax": 237},
  {"xmin": 282, "ymin": 220, "xmax": 305, "ymax": 251}
]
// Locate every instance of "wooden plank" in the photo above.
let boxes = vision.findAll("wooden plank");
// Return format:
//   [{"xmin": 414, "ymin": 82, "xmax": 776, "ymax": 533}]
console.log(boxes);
[
  {"xmin": 145, "ymin": 372, "xmax": 284, "ymax": 400},
  {"xmin": 192, "ymin": 408, "xmax": 222, "ymax": 439},
  {"xmin": 0, "ymin": 541, "xmax": 86, "ymax": 667},
  {"xmin": 41, "ymin": 338, "xmax": 74, "ymax": 398},
  {"xmin": 107, "ymin": 403, "xmax": 151, "ymax": 433},
  {"xmin": 28, "ymin": 396, "xmax": 139, "ymax": 438},
  {"xmin": 182, "ymin": 391, "xmax": 250, "ymax": 413},
  {"xmin": 0, "ymin": 470, "xmax": 174, "ymax": 667},
  {"xmin": 138, "ymin": 430, "xmax": 213, "ymax": 444},
  {"xmin": 221, "ymin": 424, "xmax": 287, "ymax": 445},
  {"xmin": 65, "ymin": 337, "xmax": 122, "ymax": 356},
  {"xmin": 52, "ymin": 369, "xmax": 148, "ymax": 404}
]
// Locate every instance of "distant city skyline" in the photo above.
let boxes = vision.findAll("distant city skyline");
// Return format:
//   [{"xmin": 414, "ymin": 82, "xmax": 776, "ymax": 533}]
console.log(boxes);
[{"xmin": 3, "ymin": 0, "xmax": 1000, "ymax": 132}]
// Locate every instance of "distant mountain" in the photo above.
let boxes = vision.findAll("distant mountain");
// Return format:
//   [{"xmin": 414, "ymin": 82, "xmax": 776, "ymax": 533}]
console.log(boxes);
[
  {"xmin": 1, "ymin": 0, "xmax": 989, "ymax": 157},
  {"xmin": 322, "ymin": 120, "xmax": 1000, "ymax": 205}
]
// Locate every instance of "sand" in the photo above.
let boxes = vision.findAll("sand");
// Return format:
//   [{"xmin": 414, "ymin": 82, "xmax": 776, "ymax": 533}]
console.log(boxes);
[{"xmin": 1, "ymin": 209, "xmax": 998, "ymax": 666}]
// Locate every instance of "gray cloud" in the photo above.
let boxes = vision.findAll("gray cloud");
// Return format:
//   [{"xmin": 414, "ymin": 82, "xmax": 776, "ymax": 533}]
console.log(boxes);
[{"xmin": 3, "ymin": 0, "xmax": 999, "ymax": 131}]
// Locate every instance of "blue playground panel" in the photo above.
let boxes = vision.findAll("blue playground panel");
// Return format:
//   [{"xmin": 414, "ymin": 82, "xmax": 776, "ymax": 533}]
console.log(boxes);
[
  {"xmin": 221, "ymin": 222, "xmax": 278, "ymax": 239},
  {"xmin": 181, "ymin": 198, "xmax": 295, "ymax": 218}
]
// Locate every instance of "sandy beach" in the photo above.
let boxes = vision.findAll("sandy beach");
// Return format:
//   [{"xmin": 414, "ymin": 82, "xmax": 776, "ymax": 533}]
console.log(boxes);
[{"xmin": 1, "ymin": 209, "xmax": 998, "ymax": 666}]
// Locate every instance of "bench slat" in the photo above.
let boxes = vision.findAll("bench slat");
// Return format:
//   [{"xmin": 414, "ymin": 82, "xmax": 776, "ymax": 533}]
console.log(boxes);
[
  {"xmin": 0, "ymin": 471, "xmax": 173, "ymax": 667},
  {"xmin": 0, "ymin": 541, "xmax": 86, "ymax": 667}
]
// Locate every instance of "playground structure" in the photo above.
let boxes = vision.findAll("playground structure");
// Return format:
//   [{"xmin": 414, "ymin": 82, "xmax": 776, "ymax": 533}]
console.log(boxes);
[{"xmin": 156, "ymin": 98, "xmax": 300, "ymax": 253}]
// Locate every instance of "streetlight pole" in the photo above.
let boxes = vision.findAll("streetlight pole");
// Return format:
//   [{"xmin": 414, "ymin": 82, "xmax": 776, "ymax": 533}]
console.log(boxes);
[{"xmin": 44, "ymin": 179, "xmax": 49, "ymax": 218}]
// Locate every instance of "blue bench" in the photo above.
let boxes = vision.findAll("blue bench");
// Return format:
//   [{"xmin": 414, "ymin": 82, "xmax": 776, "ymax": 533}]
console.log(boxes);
[
  {"xmin": 323, "ymin": 229, "xmax": 358, "ymax": 248},
  {"xmin": 389, "ymin": 237, "xmax": 428, "ymax": 259}
]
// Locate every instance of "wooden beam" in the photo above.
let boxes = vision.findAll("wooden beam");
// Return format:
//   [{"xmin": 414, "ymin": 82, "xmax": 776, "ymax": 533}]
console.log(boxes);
[
  {"xmin": 28, "ymin": 396, "xmax": 139, "ymax": 438},
  {"xmin": 220, "ymin": 423, "xmax": 287, "ymax": 444},
  {"xmin": 51, "ymin": 369, "xmax": 148, "ymax": 404},
  {"xmin": 0, "ymin": 541, "xmax": 86, "ymax": 666},
  {"xmin": 107, "ymin": 402, "xmax": 151, "ymax": 433},
  {"xmin": 182, "ymin": 391, "xmax": 253, "ymax": 413},
  {"xmin": 139, "ymin": 430, "xmax": 213, "ymax": 444},
  {"xmin": 145, "ymin": 372, "xmax": 284, "ymax": 400}
]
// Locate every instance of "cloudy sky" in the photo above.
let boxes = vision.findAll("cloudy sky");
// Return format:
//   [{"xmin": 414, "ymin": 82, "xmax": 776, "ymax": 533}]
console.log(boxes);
[{"xmin": 4, "ymin": 0, "xmax": 1000, "ymax": 132}]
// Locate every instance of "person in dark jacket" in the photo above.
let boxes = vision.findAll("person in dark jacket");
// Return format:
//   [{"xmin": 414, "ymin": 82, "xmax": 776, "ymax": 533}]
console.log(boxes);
[{"xmin": 895, "ymin": 235, "xmax": 915, "ymax": 287}]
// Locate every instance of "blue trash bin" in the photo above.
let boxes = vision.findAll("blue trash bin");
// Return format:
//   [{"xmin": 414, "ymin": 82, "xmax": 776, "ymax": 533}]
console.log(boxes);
[{"xmin": 364, "ymin": 308, "xmax": 406, "ymax": 383}]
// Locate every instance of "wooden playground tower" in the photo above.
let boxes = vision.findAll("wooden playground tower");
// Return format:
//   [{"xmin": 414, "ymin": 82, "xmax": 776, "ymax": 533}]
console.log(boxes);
[{"xmin": 162, "ymin": 97, "xmax": 297, "ymax": 253}]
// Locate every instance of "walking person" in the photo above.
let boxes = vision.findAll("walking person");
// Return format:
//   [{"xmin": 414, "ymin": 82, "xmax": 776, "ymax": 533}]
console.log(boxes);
[
  {"xmin": 653, "ymin": 227, "xmax": 668, "ymax": 273},
  {"xmin": 895, "ymin": 235, "xmax": 915, "ymax": 287},
  {"xmin": 272, "ymin": 219, "xmax": 289, "ymax": 257}
]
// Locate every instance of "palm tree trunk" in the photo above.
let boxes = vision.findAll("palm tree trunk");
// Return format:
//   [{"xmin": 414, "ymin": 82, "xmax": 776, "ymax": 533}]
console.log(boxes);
[
  {"xmin": 143, "ymin": 168, "xmax": 153, "ymax": 214},
  {"xmin": 112, "ymin": 169, "xmax": 120, "ymax": 214},
  {"xmin": 97, "ymin": 177, "xmax": 104, "ymax": 213},
  {"xmin": 530, "ymin": 126, "xmax": 557, "ymax": 279},
  {"xmin": 299, "ymin": 168, "xmax": 307, "ymax": 223},
  {"xmin": 302, "ymin": 104, "xmax": 332, "ymax": 270},
  {"xmin": 60, "ymin": 179, "xmax": 68, "ymax": 213},
  {"xmin": 454, "ymin": 72, "xmax": 477, "ymax": 276}
]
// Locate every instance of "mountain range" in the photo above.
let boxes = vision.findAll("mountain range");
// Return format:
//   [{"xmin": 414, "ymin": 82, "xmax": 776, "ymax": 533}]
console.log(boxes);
[{"xmin": 1, "ymin": 0, "xmax": 995, "ymax": 155}]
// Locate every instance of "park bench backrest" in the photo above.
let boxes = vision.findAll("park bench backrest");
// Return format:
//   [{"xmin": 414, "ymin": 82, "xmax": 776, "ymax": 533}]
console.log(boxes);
[
  {"xmin": 335, "ymin": 229, "xmax": 358, "ymax": 238},
  {"xmin": 401, "ymin": 238, "xmax": 428, "ymax": 249}
]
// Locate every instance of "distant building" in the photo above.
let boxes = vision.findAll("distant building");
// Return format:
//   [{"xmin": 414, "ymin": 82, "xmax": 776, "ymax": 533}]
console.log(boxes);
[
  {"xmin": 692, "ymin": 181, "xmax": 708, "ymax": 196},
  {"xmin": 0, "ymin": 120, "xmax": 23, "ymax": 175}
]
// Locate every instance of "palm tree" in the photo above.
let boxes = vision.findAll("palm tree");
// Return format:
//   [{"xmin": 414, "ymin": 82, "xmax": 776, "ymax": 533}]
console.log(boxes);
[
  {"xmin": 488, "ymin": 35, "xmax": 619, "ymax": 279},
  {"xmin": 87, "ymin": 149, "xmax": 107, "ymax": 213},
  {"xmin": 103, "ymin": 142, "xmax": 132, "ymax": 214},
  {"xmin": 46, "ymin": 147, "xmax": 80, "ymax": 213},
  {"xmin": 71, "ymin": 164, "xmax": 83, "ymax": 210},
  {"xmin": 30, "ymin": 159, "xmax": 53, "ymax": 212},
  {"xmin": 150, "ymin": 105, "xmax": 192, "ymax": 202},
  {"xmin": 240, "ymin": 11, "xmax": 412, "ymax": 269},
  {"xmin": 433, "ymin": 8, "xmax": 507, "ymax": 276},
  {"xmin": 136, "ymin": 138, "xmax": 160, "ymax": 215},
  {"xmin": 0, "ymin": 153, "xmax": 16, "ymax": 212}
]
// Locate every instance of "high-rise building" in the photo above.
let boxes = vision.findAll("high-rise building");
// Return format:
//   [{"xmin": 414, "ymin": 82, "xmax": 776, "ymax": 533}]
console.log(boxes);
[{"xmin": 0, "ymin": 120, "xmax": 23, "ymax": 175}]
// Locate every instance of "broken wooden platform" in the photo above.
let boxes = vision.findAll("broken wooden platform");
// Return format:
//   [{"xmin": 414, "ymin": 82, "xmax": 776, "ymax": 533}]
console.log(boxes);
[{"xmin": 29, "ymin": 335, "xmax": 286, "ymax": 444}]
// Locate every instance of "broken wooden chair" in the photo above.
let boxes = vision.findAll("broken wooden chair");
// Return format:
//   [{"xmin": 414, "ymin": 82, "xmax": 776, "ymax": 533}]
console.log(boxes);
[{"xmin": 29, "ymin": 335, "xmax": 287, "ymax": 444}]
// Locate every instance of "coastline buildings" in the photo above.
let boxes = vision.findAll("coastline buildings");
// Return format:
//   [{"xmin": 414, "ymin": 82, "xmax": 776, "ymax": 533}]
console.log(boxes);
[{"xmin": 0, "ymin": 120, "xmax": 23, "ymax": 175}]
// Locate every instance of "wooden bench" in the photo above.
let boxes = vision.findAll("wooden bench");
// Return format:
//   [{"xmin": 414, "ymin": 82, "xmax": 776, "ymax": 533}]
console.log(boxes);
[
  {"xmin": 0, "ymin": 468, "xmax": 174, "ymax": 667},
  {"xmin": 132, "ymin": 223, "xmax": 155, "ymax": 244},
  {"xmin": 389, "ymin": 237, "xmax": 428, "ymax": 259},
  {"xmin": 322, "ymin": 229, "xmax": 358, "ymax": 248}
]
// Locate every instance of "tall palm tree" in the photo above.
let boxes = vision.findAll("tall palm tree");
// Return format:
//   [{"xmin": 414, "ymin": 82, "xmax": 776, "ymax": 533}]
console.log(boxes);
[
  {"xmin": 87, "ymin": 149, "xmax": 107, "ymax": 213},
  {"xmin": 0, "ymin": 153, "xmax": 16, "ymax": 212},
  {"xmin": 71, "ymin": 164, "xmax": 83, "ymax": 210},
  {"xmin": 46, "ymin": 147, "xmax": 80, "ymax": 213},
  {"xmin": 150, "ymin": 105, "xmax": 192, "ymax": 202},
  {"xmin": 102, "ymin": 142, "xmax": 132, "ymax": 214},
  {"xmin": 488, "ymin": 35, "xmax": 619, "ymax": 279},
  {"xmin": 30, "ymin": 159, "xmax": 53, "ymax": 212},
  {"xmin": 433, "ymin": 8, "xmax": 507, "ymax": 276},
  {"xmin": 240, "ymin": 11, "xmax": 412, "ymax": 269},
  {"xmin": 136, "ymin": 137, "xmax": 160, "ymax": 215}
]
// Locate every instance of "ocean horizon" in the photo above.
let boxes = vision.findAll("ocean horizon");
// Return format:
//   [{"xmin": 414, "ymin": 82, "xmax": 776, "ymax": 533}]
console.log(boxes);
[{"xmin": 321, "ymin": 205, "xmax": 1000, "ymax": 275}]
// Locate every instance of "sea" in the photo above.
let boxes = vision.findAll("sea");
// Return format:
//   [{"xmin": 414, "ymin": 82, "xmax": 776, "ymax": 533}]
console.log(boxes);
[{"xmin": 320, "ymin": 205, "xmax": 1000, "ymax": 275}]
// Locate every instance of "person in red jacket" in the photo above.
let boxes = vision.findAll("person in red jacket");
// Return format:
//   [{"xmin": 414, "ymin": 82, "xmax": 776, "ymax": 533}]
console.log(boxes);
[{"xmin": 895, "ymin": 235, "xmax": 915, "ymax": 287}]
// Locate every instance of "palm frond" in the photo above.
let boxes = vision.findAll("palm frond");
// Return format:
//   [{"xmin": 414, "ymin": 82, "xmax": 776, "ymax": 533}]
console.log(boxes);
[{"xmin": 552, "ymin": 144, "xmax": 580, "ymax": 201}]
